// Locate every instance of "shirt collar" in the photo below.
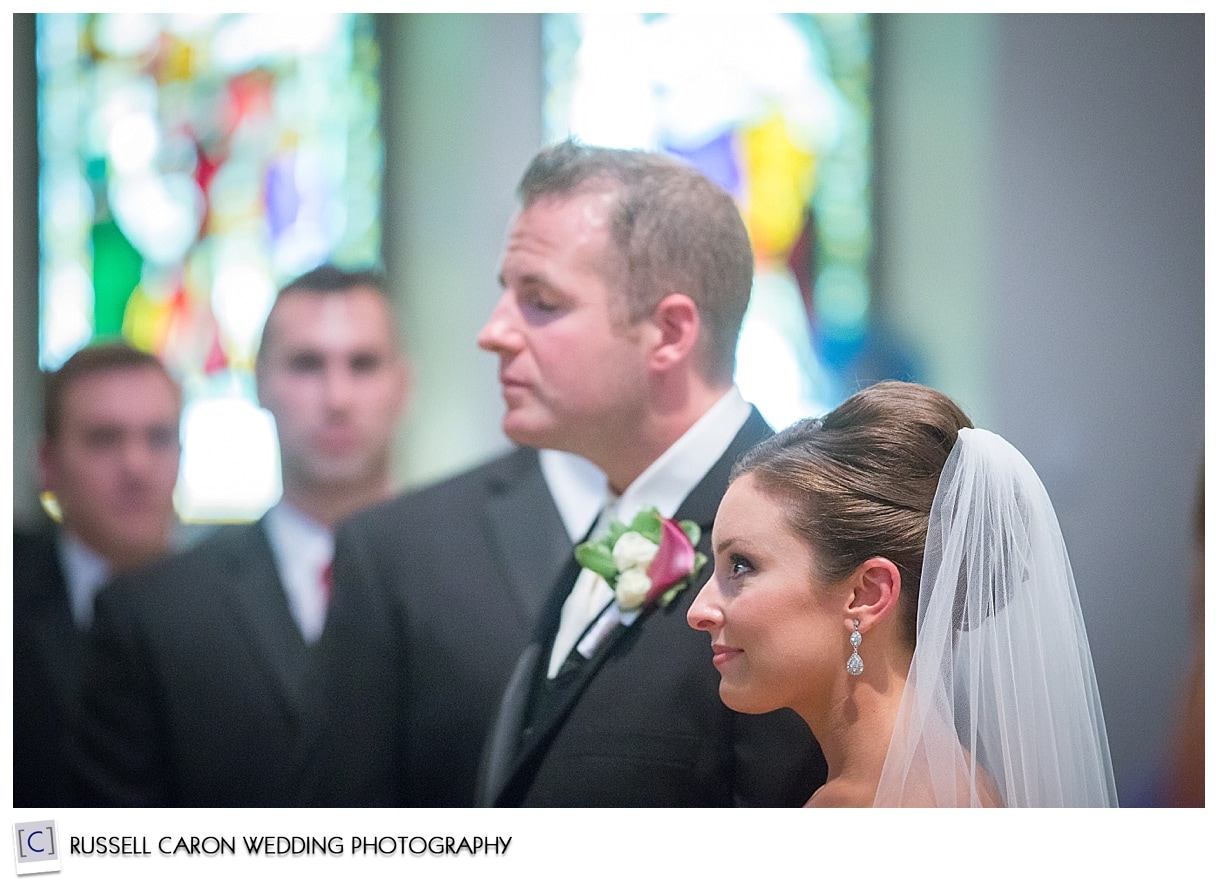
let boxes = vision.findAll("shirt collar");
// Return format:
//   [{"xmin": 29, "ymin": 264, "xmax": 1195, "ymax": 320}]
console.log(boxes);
[
  {"xmin": 541, "ymin": 386, "xmax": 751, "ymax": 535},
  {"xmin": 58, "ymin": 530, "xmax": 110, "ymax": 629},
  {"xmin": 263, "ymin": 500, "xmax": 333, "ymax": 565},
  {"xmin": 613, "ymin": 386, "xmax": 751, "ymax": 523},
  {"xmin": 539, "ymin": 449, "xmax": 609, "ymax": 543},
  {"xmin": 262, "ymin": 500, "xmax": 334, "ymax": 643}
]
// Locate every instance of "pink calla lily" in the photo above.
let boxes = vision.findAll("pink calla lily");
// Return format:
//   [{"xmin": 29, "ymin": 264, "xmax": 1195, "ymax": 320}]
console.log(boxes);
[{"xmin": 645, "ymin": 517, "xmax": 698, "ymax": 604}]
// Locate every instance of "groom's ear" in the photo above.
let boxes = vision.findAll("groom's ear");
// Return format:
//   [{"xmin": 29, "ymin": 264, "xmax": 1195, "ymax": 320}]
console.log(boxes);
[
  {"xmin": 844, "ymin": 557, "xmax": 901, "ymax": 632},
  {"xmin": 647, "ymin": 293, "xmax": 700, "ymax": 372}
]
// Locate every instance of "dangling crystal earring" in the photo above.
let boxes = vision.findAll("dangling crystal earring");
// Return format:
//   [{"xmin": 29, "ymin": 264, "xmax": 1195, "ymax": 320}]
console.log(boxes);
[{"xmin": 846, "ymin": 619, "xmax": 864, "ymax": 676}]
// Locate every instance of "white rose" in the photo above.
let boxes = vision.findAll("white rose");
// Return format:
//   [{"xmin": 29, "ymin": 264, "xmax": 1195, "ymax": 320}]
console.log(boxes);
[
  {"xmin": 612, "ymin": 531, "xmax": 659, "ymax": 571},
  {"xmin": 615, "ymin": 567, "xmax": 653, "ymax": 611}
]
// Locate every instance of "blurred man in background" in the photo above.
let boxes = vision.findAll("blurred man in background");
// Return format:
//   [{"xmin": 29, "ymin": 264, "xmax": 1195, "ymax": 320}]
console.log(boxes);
[
  {"xmin": 14, "ymin": 342, "xmax": 182, "ymax": 806},
  {"xmin": 74, "ymin": 264, "xmax": 410, "ymax": 806}
]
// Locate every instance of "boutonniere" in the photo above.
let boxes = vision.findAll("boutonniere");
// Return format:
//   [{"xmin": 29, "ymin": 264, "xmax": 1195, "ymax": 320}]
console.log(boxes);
[{"xmin": 574, "ymin": 507, "xmax": 707, "ymax": 614}]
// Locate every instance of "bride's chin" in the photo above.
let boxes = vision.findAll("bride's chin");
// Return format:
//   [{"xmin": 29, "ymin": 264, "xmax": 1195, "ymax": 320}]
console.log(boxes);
[{"xmin": 718, "ymin": 684, "xmax": 773, "ymax": 716}]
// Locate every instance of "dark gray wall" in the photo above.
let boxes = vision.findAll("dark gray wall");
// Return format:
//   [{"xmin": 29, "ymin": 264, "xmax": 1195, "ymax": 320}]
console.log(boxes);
[
  {"xmin": 988, "ymin": 14, "xmax": 1203, "ymax": 802},
  {"xmin": 13, "ymin": 13, "xmax": 41, "ymax": 526},
  {"xmin": 876, "ymin": 13, "xmax": 1203, "ymax": 801}
]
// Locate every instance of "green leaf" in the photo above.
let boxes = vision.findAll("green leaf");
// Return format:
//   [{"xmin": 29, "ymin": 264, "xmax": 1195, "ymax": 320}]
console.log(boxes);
[
  {"xmin": 631, "ymin": 507, "xmax": 663, "ymax": 544},
  {"xmin": 574, "ymin": 543, "xmax": 618, "ymax": 581},
  {"xmin": 657, "ymin": 579, "xmax": 688, "ymax": 608},
  {"xmin": 679, "ymin": 520, "xmax": 701, "ymax": 547},
  {"xmin": 606, "ymin": 522, "xmax": 628, "ymax": 547}
]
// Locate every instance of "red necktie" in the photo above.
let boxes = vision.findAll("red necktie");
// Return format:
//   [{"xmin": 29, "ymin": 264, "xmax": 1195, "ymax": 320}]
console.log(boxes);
[{"xmin": 320, "ymin": 559, "xmax": 334, "ymax": 606}]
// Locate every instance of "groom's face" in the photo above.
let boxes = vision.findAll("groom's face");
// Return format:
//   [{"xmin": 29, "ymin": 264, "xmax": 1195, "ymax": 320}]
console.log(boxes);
[{"xmin": 480, "ymin": 189, "xmax": 652, "ymax": 464}]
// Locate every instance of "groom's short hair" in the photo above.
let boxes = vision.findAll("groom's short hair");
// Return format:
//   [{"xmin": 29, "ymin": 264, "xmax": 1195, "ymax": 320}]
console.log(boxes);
[{"xmin": 516, "ymin": 140, "xmax": 754, "ymax": 387}]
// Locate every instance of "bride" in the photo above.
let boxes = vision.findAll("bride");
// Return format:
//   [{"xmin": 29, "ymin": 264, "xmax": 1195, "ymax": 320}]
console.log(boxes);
[{"xmin": 688, "ymin": 381, "xmax": 1118, "ymax": 806}]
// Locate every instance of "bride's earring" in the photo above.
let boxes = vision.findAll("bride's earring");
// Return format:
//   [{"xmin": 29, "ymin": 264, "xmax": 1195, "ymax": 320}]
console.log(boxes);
[{"xmin": 846, "ymin": 619, "xmax": 864, "ymax": 676}]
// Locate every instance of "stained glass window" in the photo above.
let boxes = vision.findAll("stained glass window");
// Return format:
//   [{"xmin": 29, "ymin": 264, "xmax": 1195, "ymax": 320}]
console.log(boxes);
[
  {"xmin": 543, "ymin": 13, "xmax": 873, "ymax": 428},
  {"xmin": 36, "ymin": 13, "xmax": 382, "ymax": 521}
]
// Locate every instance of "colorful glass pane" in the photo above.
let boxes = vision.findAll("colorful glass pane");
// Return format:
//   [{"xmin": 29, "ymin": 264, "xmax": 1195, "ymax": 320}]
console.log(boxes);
[
  {"xmin": 543, "ymin": 13, "xmax": 873, "ymax": 427},
  {"xmin": 36, "ymin": 13, "xmax": 382, "ymax": 521}
]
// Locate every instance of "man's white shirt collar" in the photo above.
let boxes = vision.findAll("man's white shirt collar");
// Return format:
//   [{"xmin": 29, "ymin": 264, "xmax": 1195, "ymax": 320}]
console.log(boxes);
[
  {"xmin": 539, "ymin": 449, "xmax": 607, "ymax": 543},
  {"xmin": 58, "ymin": 530, "xmax": 110, "ymax": 629},
  {"xmin": 541, "ymin": 386, "xmax": 752, "ymax": 537},
  {"xmin": 263, "ymin": 500, "xmax": 334, "ymax": 643},
  {"xmin": 610, "ymin": 385, "xmax": 751, "ymax": 524}
]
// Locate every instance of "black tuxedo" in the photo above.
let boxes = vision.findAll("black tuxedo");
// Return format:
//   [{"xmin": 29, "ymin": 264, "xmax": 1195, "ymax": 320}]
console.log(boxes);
[
  {"xmin": 479, "ymin": 408, "xmax": 827, "ymax": 806},
  {"xmin": 13, "ymin": 528, "xmax": 86, "ymax": 807},
  {"xmin": 74, "ymin": 520, "xmax": 319, "ymax": 806},
  {"xmin": 302, "ymin": 444, "xmax": 571, "ymax": 806}
]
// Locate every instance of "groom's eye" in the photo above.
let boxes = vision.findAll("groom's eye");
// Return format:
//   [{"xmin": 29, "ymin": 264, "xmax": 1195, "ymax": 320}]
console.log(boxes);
[{"xmin": 519, "ymin": 294, "xmax": 565, "ymax": 325}]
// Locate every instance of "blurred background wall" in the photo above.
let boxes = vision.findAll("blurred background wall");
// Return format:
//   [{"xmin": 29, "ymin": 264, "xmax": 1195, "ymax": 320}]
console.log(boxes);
[{"xmin": 11, "ymin": 13, "xmax": 1204, "ymax": 803}]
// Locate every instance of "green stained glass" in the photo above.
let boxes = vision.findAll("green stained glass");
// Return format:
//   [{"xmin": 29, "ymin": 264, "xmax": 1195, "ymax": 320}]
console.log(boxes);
[
  {"xmin": 37, "ymin": 13, "xmax": 383, "ymax": 522},
  {"xmin": 89, "ymin": 215, "xmax": 143, "ymax": 337}
]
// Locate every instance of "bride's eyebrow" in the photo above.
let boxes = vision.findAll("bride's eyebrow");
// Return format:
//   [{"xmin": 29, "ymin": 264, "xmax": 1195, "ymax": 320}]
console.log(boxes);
[{"xmin": 713, "ymin": 533, "xmax": 744, "ymax": 556}]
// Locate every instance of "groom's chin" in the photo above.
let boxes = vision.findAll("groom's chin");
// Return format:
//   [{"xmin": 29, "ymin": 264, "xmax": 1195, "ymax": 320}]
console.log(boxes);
[
  {"xmin": 501, "ymin": 419, "xmax": 548, "ymax": 450},
  {"xmin": 501, "ymin": 410, "xmax": 569, "ymax": 454},
  {"xmin": 499, "ymin": 410, "xmax": 539, "ymax": 445}
]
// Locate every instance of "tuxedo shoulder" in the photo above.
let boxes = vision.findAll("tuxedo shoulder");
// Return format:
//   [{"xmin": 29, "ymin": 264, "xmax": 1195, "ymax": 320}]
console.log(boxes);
[
  {"xmin": 12, "ymin": 527, "xmax": 64, "ymax": 603},
  {"xmin": 100, "ymin": 522, "xmax": 263, "ymax": 604},
  {"xmin": 738, "ymin": 405, "xmax": 775, "ymax": 444},
  {"xmin": 13, "ymin": 526, "xmax": 57, "ymax": 567},
  {"xmin": 340, "ymin": 446, "xmax": 538, "ymax": 533},
  {"xmin": 14, "ymin": 523, "xmax": 55, "ymax": 547}
]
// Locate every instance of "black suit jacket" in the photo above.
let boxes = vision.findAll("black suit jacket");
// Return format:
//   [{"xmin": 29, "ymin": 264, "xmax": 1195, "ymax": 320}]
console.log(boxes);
[
  {"xmin": 74, "ymin": 520, "xmax": 318, "ymax": 806},
  {"xmin": 302, "ymin": 445, "xmax": 572, "ymax": 806},
  {"xmin": 479, "ymin": 408, "xmax": 828, "ymax": 806},
  {"xmin": 13, "ymin": 528, "xmax": 86, "ymax": 807}
]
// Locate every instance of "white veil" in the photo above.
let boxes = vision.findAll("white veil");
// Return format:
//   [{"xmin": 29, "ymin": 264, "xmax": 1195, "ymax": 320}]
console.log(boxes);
[{"xmin": 873, "ymin": 428, "xmax": 1118, "ymax": 807}]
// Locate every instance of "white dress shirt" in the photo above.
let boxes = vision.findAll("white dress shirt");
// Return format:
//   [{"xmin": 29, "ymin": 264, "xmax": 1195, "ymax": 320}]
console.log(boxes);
[
  {"xmin": 545, "ymin": 386, "xmax": 752, "ymax": 676},
  {"xmin": 539, "ymin": 449, "xmax": 609, "ymax": 543},
  {"xmin": 262, "ymin": 501, "xmax": 334, "ymax": 644},
  {"xmin": 59, "ymin": 531, "xmax": 110, "ymax": 630}
]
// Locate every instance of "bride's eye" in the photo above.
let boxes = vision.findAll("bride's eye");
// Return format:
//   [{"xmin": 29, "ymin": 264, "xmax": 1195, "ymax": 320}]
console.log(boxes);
[{"xmin": 729, "ymin": 554, "xmax": 753, "ymax": 578}]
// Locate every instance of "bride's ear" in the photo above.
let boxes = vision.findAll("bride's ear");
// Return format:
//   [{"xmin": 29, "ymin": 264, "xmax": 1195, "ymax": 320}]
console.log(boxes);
[{"xmin": 844, "ymin": 557, "xmax": 901, "ymax": 632}]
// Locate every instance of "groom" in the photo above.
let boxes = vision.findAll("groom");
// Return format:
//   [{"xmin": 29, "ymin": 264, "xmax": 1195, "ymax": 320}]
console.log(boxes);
[
  {"xmin": 476, "ymin": 141, "xmax": 825, "ymax": 805},
  {"xmin": 310, "ymin": 141, "xmax": 825, "ymax": 806}
]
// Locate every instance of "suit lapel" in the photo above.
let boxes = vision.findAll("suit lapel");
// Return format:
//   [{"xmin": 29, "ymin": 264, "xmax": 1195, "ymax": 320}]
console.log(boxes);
[
  {"xmin": 223, "ymin": 521, "xmax": 311, "ymax": 719},
  {"xmin": 479, "ymin": 550, "xmax": 582, "ymax": 806},
  {"xmin": 19, "ymin": 532, "xmax": 84, "ymax": 710},
  {"xmin": 484, "ymin": 447, "xmax": 575, "ymax": 628},
  {"xmin": 486, "ymin": 408, "xmax": 775, "ymax": 805},
  {"xmin": 671, "ymin": 406, "xmax": 772, "ymax": 530}
]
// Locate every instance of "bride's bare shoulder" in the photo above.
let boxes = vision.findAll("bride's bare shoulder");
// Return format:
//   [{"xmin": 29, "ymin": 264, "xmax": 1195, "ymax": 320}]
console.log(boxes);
[{"xmin": 804, "ymin": 780, "xmax": 872, "ymax": 808}]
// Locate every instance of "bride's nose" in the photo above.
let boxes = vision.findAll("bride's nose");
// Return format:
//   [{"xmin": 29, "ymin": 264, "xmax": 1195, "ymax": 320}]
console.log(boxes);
[{"xmin": 686, "ymin": 582, "xmax": 722, "ymax": 632}]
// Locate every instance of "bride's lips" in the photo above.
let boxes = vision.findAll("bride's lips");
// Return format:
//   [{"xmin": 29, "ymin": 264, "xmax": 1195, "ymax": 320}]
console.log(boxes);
[{"xmin": 711, "ymin": 643, "xmax": 742, "ymax": 668}]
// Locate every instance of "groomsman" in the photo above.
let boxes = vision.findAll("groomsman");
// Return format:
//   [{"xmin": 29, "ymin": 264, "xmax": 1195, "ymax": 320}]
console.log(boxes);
[
  {"xmin": 312, "ymin": 141, "xmax": 826, "ymax": 807},
  {"xmin": 74, "ymin": 265, "xmax": 410, "ymax": 806},
  {"xmin": 14, "ymin": 343, "xmax": 182, "ymax": 807}
]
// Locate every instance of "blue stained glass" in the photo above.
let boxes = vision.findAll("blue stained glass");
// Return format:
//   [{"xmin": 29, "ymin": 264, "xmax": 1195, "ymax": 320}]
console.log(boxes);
[
  {"xmin": 543, "ymin": 12, "xmax": 874, "ymax": 426},
  {"xmin": 664, "ymin": 131, "xmax": 743, "ymax": 202}
]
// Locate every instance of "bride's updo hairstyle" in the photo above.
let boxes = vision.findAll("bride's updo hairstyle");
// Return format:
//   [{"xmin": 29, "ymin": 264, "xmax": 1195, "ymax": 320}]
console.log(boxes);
[{"xmin": 732, "ymin": 381, "xmax": 972, "ymax": 647}]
